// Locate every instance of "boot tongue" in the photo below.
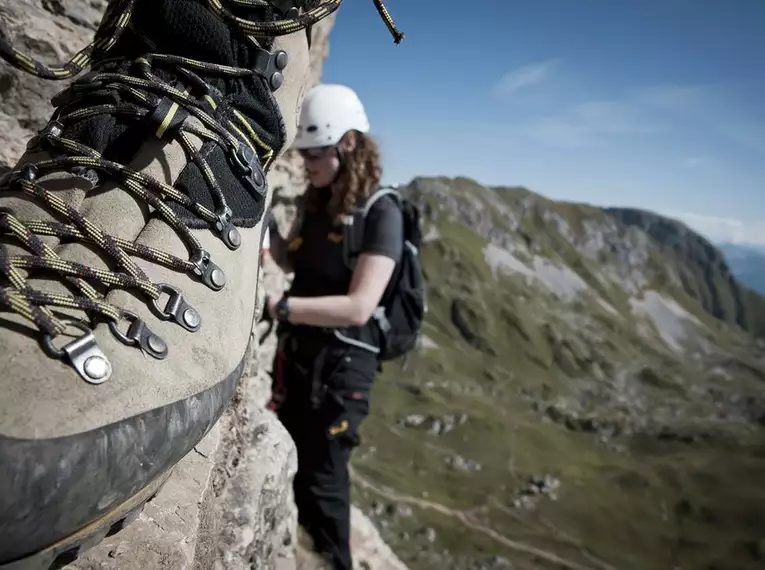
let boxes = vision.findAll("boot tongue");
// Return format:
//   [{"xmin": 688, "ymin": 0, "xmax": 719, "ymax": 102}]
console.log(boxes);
[
  {"xmin": 55, "ymin": 0, "xmax": 281, "ymax": 164},
  {"xmin": 39, "ymin": 0, "xmax": 283, "ymax": 226}
]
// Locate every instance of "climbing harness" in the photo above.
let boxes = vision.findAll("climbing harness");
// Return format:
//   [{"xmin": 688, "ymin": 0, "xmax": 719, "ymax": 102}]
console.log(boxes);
[{"xmin": 0, "ymin": 0, "xmax": 403, "ymax": 378}]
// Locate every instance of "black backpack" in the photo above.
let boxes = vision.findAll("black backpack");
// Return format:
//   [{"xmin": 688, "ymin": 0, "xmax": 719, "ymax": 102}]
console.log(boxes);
[{"xmin": 343, "ymin": 186, "xmax": 426, "ymax": 361}]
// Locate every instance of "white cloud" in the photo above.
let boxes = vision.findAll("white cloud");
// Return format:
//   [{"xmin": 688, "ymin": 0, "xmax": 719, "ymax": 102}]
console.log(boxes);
[
  {"xmin": 681, "ymin": 156, "xmax": 722, "ymax": 170},
  {"xmin": 664, "ymin": 211, "xmax": 765, "ymax": 245},
  {"xmin": 681, "ymin": 157, "xmax": 707, "ymax": 169},
  {"xmin": 634, "ymin": 84, "xmax": 717, "ymax": 112},
  {"xmin": 570, "ymin": 100, "xmax": 659, "ymax": 134},
  {"xmin": 492, "ymin": 58, "xmax": 562, "ymax": 97},
  {"xmin": 506, "ymin": 76, "xmax": 762, "ymax": 159},
  {"xmin": 520, "ymin": 118, "xmax": 599, "ymax": 148},
  {"xmin": 519, "ymin": 99, "xmax": 661, "ymax": 148},
  {"xmin": 636, "ymin": 85, "xmax": 765, "ymax": 154},
  {"xmin": 717, "ymin": 122, "xmax": 765, "ymax": 155}
]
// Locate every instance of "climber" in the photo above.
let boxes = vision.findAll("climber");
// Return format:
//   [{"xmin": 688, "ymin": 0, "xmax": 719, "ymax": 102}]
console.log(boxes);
[
  {"xmin": 0, "ymin": 1, "xmax": 405, "ymax": 567},
  {"xmin": 265, "ymin": 83, "xmax": 403, "ymax": 570}
]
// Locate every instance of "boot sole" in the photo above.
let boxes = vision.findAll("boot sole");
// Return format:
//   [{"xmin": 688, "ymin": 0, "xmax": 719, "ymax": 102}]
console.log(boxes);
[{"xmin": 0, "ymin": 469, "xmax": 173, "ymax": 570}]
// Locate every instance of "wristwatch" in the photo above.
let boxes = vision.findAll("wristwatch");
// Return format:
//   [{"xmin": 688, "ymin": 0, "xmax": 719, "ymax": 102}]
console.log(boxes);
[
  {"xmin": 275, "ymin": 296, "xmax": 291, "ymax": 322},
  {"xmin": 267, "ymin": 211, "xmax": 279, "ymax": 235}
]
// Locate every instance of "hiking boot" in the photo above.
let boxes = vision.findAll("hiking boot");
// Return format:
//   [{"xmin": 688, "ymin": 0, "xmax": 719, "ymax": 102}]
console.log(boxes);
[{"xmin": 0, "ymin": 1, "xmax": 401, "ymax": 567}]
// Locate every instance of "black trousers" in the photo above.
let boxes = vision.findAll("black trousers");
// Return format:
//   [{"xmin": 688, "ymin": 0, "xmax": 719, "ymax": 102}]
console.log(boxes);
[{"xmin": 272, "ymin": 333, "xmax": 377, "ymax": 570}]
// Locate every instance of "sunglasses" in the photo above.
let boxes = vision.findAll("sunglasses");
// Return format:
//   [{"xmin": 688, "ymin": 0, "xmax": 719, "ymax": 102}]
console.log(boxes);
[{"xmin": 298, "ymin": 146, "xmax": 334, "ymax": 161}]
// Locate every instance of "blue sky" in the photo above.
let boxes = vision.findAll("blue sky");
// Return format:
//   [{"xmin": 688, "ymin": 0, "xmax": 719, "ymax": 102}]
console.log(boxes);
[{"xmin": 319, "ymin": 0, "xmax": 765, "ymax": 245}]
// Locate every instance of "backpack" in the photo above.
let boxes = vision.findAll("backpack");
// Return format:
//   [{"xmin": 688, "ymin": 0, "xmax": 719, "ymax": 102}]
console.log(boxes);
[{"xmin": 342, "ymin": 186, "xmax": 426, "ymax": 361}]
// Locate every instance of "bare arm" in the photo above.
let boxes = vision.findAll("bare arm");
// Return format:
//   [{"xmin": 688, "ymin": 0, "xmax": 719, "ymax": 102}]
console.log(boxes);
[{"xmin": 279, "ymin": 253, "xmax": 396, "ymax": 327}]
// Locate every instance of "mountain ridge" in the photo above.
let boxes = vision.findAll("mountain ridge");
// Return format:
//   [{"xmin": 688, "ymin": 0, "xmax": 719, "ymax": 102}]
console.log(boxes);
[
  {"xmin": 604, "ymin": 206, "xmax": 765, "ymax": 337},
  {"xmin": 405, "ymin": 175, "xmax": 765, "ymax": 340}
]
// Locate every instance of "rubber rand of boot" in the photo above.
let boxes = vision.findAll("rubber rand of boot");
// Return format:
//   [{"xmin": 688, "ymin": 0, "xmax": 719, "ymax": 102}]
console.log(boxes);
[{"xmin": 0, "ymin": 470, "xmax": 172, "ymax": 570}]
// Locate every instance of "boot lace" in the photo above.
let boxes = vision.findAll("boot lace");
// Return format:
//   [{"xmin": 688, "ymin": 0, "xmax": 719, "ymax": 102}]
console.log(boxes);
[{"xmin": 0, "ymin": 0, "xmax": 403, "ymax": 382}]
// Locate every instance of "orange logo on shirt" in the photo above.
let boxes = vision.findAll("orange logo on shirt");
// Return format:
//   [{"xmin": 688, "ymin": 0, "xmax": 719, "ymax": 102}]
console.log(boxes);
[
  {"xmin": 328, "ymin": 420, "xmax": 349, "ymax": 436},
  {"xmin": 287, "ymin": 237, "xmax": 303, "ymax": 251}
]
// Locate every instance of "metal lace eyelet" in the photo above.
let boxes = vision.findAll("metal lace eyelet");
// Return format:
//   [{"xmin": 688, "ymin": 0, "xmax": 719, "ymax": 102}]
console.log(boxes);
[
  {"xmin": 108, "ymin": 310, "xmax": 168, "ymax": 360},
  {"xmin": 229, "ymin": 142, "xmax": 266, "ymax": 200},
  {"xmin": 150, "ymin": 283, "xmax": 202, "ymax": 332},
  {"xmin": 215, "ymin": 207, "xmax": 241, "ymax": 250},
  {"xmin": 190, "ymin": 249, "xmax": 226, "ymax": 291},
  {"xmin": 41, "ymin": 319, "xmax": 112, "ymax": 385}
]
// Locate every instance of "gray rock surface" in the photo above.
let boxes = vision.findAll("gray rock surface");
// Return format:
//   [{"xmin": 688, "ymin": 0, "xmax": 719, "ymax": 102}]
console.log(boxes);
[
  {"xmin": 192, "ymin": 372, "xmax": 299, "ymax": 570},
  {"xmin": 0, "ymin": 0, "xmax": 108, "ymax": 168},
  {"xmin": 290, "ymin": 506, "xmax": 409, "ymax": 570}
]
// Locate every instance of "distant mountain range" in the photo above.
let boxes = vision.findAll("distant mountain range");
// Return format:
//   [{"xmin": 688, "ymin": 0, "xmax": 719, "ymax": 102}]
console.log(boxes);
[{"xmin": 718, "ymin": 242, "xmax": 765, "ymax": 294}]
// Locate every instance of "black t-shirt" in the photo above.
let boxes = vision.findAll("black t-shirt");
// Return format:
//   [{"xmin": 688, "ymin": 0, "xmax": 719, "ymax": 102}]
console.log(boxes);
[
  {"xmin": 285, "ymin": 188, "xmax": 403, "ymax": 348},
  {"xmin": 288, "ymin": 188, "xmax": 403, "ymax": 299}
]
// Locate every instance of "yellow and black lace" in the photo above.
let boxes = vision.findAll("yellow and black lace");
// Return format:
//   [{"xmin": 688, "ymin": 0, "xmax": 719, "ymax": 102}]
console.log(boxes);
[{"xmin": 0, "ymin": 0, "xmax": 403, "ymax": 380}]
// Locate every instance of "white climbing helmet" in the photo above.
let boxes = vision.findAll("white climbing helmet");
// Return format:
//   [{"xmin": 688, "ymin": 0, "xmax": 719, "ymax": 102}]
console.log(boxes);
[{"xmin": 293, "ymin": 83, "xmax": 370, "ymax": 149}]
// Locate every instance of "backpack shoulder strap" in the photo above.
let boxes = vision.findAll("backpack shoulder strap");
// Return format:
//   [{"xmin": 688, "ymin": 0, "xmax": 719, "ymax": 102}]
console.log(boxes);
[
  {"xmin": 343, "ymin": 186, "xmax": 402, "ymax": 269},
  {"xmin": 362, "ymin": 186, "xmax": 402, "ymax": 218}
]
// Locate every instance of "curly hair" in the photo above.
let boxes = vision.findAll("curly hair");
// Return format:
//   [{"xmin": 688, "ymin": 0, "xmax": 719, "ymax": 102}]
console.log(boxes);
[{"xmin": 300, "ymin": 130, "xmax": 383, "ymax": 224}]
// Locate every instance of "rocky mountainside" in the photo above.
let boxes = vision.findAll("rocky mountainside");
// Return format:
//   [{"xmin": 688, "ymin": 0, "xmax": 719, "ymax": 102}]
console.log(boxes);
[
  {"xmin": 604, "ymin": 207, "xmax": 765, "ymax": 337},
  {"xmin": 348, "ymin": 176, "xmax": 765, "ymax": 570}
]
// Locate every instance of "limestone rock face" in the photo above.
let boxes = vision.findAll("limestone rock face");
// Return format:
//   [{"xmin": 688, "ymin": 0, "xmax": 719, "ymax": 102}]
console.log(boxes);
[
  {"xmin": 0, "ymin": 0, "xmax": 108, "ymax": 169},
  {"xmin": 192, "ymin": 375, "xmax": 300, "ymax": 570}
]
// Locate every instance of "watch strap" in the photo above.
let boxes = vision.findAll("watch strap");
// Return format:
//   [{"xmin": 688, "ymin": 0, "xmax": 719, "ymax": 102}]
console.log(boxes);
[{"xmin": 275, "ymin": 296, "xmax": 290, "ymax": 322}]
